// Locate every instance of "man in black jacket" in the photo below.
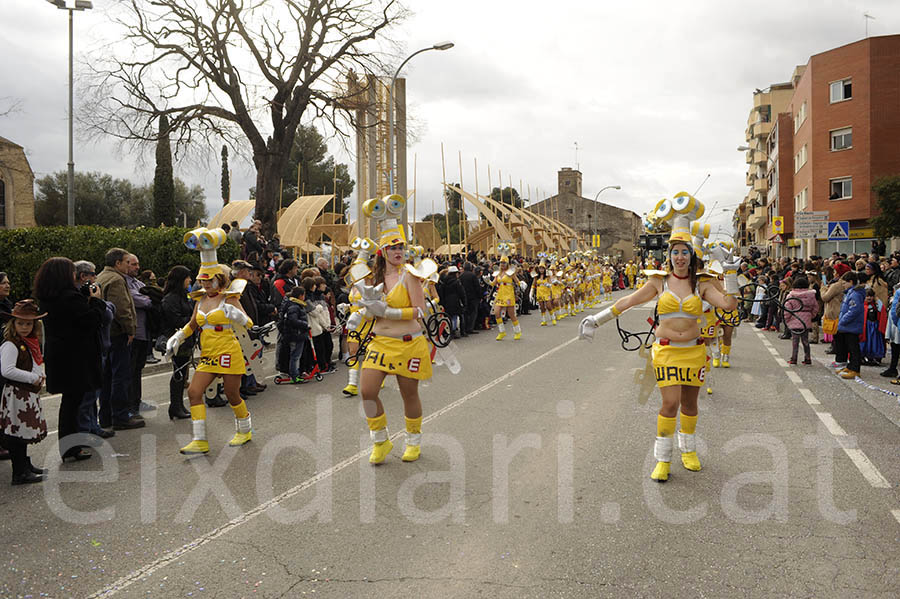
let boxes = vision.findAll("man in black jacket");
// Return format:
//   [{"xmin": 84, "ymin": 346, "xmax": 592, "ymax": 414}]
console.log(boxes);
[
  {"xmin": 458, "ymin": 262, "xmax": 481, "ymax": 335},
  {"xmin": 439, "ymin": 266, "xmax": 467, "ymax": 338}
]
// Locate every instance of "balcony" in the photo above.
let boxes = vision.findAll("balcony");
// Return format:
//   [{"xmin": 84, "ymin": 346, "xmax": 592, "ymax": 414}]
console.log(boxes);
[
  {"xmin": 753, "ymin": 92, "xmax": 771, "ymax": 109},
  {"xmin": 746, "ymin": 171, "xmax": 753, "ymax": 186},
  {"xmin": 747, "ymin": 205, "xmax": 767, "ymax": 229},
  {"xmin": 745, "ymin": 150, "xmax": 753, "ymax": 164},
  {"xmin": 753, "ymin": 121, "xmax": 773, "ymax": 139},
  {"xmin": 753, "ymin": 178, "xmax": 768, "ymax": 193},
  {"xmin": 753, "ymin": 150, "xmax": 767, "ymax": 165}
]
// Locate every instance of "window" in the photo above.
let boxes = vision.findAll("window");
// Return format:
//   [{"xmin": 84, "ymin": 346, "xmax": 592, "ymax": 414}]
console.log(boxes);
[
  {"xmin": 830, "ymin": 78, "xmax": 852, "ymax": 103},
  {"xmin": 793, "ymin": 144, "xmax": 808, "ymax": 173},
  {"xmin": 794, "ymin": 188, "xmax": 808, "ymax": 212},
  {"xmin": 0, "ymin": 179, "xmax": 5, "ymax": 228},
  {"xmin": 793, "ymin": 100, "xmax": 807, "ymax": 133},
  {"xmin": 830, "ymin": 127, "xmax": 852, "ymax": 151},
  {"xmin": 829, "ymin": 177, "xmax": 852, "ymax": 200}
]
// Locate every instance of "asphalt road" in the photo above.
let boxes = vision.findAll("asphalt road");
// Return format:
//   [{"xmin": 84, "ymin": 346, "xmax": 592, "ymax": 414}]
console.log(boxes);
[{"xmin": 2, "ymin": 292, "xmax": 900, "ymax": 598}]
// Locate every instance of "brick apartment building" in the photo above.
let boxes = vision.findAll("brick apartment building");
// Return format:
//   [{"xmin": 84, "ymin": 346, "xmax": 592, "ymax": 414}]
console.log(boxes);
[{"xmin": 736, "ymin": 34, "xmax": 900, "ymax": 258}]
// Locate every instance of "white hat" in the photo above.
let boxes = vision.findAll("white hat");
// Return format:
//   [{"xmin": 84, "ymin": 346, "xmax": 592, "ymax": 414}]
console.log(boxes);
[{"xmin": 447, "ymin": 265, "xmax": 459, "ymax": 273}]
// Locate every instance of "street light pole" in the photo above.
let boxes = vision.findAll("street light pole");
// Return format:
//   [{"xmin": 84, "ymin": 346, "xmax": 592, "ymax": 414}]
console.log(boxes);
[
  {"xmin": 48, "ymin": 0, "xmax": 93, "ymax": 226},
  {"xmin": 387, "ymin": 41, "xmax": 453, "ymax": 232},
  {"xmin": 591, "ymin": 184, "xmax": 620, "ymax": 253}
]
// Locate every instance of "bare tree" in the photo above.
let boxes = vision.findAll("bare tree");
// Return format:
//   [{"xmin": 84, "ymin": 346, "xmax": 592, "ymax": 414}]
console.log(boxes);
[
  {"xmin": 0, "ymin": 97, "xmax": 23, "ymax": 118},
  {"xmin": 82, "ymin": 0, "xmax": 404, "ymax": 236}
]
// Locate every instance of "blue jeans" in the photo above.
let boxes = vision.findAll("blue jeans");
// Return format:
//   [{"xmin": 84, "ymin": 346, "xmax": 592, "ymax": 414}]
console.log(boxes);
[
  {"xmin": 99, "ymin": 335, "xmax": 133, "ymax": 426},
  {"xmin": 289, "ymin": 338, "xmax": 307, "ymax": 380}
]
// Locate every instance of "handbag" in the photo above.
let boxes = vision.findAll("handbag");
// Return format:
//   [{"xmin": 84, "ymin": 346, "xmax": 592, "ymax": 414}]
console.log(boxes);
[{"xmin": 822, "ymin": 317, "xmax": 838, "ymax": 336}]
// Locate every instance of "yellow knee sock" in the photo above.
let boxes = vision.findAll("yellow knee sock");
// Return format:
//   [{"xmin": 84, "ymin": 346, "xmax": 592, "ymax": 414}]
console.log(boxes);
[
  {"xmin": 230, "ymin": 400, "xmax": 249, "ymax": 420},
  {"xmin": 680, "ymin": 413, "xmax": 697, "ymax": 435},
  {"xmin": 190, "ymin": 404, "xmax": 207, "ymax": 421},
  {"xmin": 367, "ymin": 413, "xmax": 387, "ymax": 432},
  {"xmin": 651, "ymin": 414, "xmax": 677, "ymax": 481},
  {"xmin": 657, "ymin": 414, "xmax": 677, "ymax": 437},
  {"xmin": 367, "ymin": 413, "xmax": 392, "ymax": 464},
  {"xmin": 403, "ymin": 416, "xmax": 422, "ymax": 462},
  {"xmin": 679, "ymin": 413, "xmax": 701, "ymax": 471}
]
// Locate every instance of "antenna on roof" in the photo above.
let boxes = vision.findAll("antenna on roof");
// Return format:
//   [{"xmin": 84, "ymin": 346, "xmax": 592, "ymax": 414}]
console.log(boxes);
[
  {"xmin": 574, "ymin": 141, "xmax": 579, "ymax": 171},
  {"xmin": 864, "ymin": 12, "xmax": 875, "ymax": 38}
]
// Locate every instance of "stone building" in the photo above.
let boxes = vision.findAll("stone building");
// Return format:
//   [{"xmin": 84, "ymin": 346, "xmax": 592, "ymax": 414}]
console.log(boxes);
[
  {"xmin": 528, "ymin": 168, "xmax": 641, "ymax": 258},
  {"xmin": 0, "ymin": 136, "xmax": 36, "ymax": 229}
]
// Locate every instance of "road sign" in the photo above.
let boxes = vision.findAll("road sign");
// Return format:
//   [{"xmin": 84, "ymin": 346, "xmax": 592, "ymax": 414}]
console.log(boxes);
[
  {"xmin": 827, "ymin": 221, "xmax": 849, "ymax": 241},
  {"xmin": 772, "ymin": 216, "xmax": 784, "ymax": 234},
  {"xmin": 771, "ymin": 234, "xmax": 784, "ymax": 243},
  {"xmin": 794, "ymin": 211, "xmax": 828, "ymax": 239}
]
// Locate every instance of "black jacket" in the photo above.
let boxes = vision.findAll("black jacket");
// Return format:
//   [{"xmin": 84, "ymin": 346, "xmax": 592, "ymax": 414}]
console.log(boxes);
[
  {"xmin": 39, "ymin": 288, "xmax": 107, "ymax": 394},
  {"xmin": 248, "ymin": 282, "xmax": 276, "ymax": 324},
  {"xmin": 161, "ymin": 290, "xmax": 196, "ymax": 357},
  {"xmin": 439, "ymin": 274, "xmax": 466, "ymax": 315},
  {"xmin": 278, "ymin": 296, "xmax": 310, "ymax": 343},
  {"xmin": 458, "ymin": 270, "xmax": 481, "ymax": 305}
]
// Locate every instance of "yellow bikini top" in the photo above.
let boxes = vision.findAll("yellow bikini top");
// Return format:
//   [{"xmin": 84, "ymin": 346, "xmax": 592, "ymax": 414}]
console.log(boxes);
[
  {"xmin": 196, "ymin": 296, "xmax": 230, "ymax": 329},
  {"xmin": 385, "ymin": 271, "xmax": 413, "ymax": 309},
  {"xmin": 657, "ymin": 276, "xmax": 703, "ymax": 320}
]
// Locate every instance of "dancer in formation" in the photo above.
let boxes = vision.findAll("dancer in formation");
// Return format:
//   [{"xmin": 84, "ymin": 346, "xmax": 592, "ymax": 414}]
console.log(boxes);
[
  {"xmin": 166, "ymin": 228, "xmax": 254, "ymax": 455},
  {"xmin": 579, "ymin": 193, "xmax": 739, "ymax": 482},
  {"xmin": 533, "ymin": 255, "xmax": 554, "ymax": 326},
  {"xmin": 490, "ymin": 242, "xmax": 522, "ymax": 340}
]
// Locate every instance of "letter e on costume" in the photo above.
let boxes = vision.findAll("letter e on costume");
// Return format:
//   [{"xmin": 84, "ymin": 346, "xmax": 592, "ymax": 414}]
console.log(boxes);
[{"xmin": 408, "ymin": 358, "xmax": 421, "ymax": 373}]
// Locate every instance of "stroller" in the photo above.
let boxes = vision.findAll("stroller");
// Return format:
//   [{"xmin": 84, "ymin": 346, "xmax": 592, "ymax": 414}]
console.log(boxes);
[{"xmin": 274, "ymin": 330, "xmax": 325, "ymax": 384}]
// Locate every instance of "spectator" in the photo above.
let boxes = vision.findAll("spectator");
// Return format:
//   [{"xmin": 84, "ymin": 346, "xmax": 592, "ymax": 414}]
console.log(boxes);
[
  {"xmin": 96, "ymin": 248, "xmax": 144, "ymax": 430},
  {"xmin": 161, "ymin": 266, "xmax": 194, "ymax": 420},
  {"xmin": 0, "ymin": 300, "xmax": 48, "ymax": 484},
  {"xmin": 33, "ymin": 257, "xmax": 108, "ymax": 460},
  {"xmin": 861, "ymin": 288, "xmax": 886, "ymax": 367},
  {"xmin": 138, "ymin": 269, "xmax": 165, "ymax": 365},
  {"xmin": 272, "ymin": 259, "xmax": 299, "ymax": 299},
  {"xmin": 439, "ymin": 266, "xmax": 467, "ymax": 338},
  {"xmin": 278, "ymin": 286, "xmax": 310, "ymax": 382},
  {"xmin": 0, "ymin": 272, "xmax": 13, "ymax": 326},
  {"xmin": 311, "ymin": 276, "xmax": 335, "ymax": 373},
  {"xmin": 458, "ymin": 262, "xmax": 481, "ymax": 335},
  {"xmin": 316, "ymin": 257, "xmax": 339, "ymax": 294},
  {"xmin": 821, "ymin": 268, "xmax": 844, "ymax": 354},
  {"xmin": 883, "ymin": 280, "xmax": 900, "ymax": 380},
  {"xmin": 249, "ymin": 263, "xmax": 277, "ymax": 325},
  {"xmin": 73, "ymin": 260, "xmax": 116, "ymax": 441},
  {"xmin": 834, "ymin": 271, "xmax": 865, "ymax": 379},
  {"xmin": 884, "ymin": 256, "xmax": 900, "ymax": 290},
  {"xmin": 242, "ymin": 222, "xmax": 265, "ymax": 263},
  {"xmin": 783, "ymin": 277, "xmax": 818, "ymax": 365},
  {"xmin": 125, "ymin": 254, "xmax": 155, "ymax": 415},
  {"xmin": 227, "ymin": 220, "xmax": 243, "ymax": 245},
  {"xmin": 232, "ymin": 260, "xmax": 265, "ymax": 397}
]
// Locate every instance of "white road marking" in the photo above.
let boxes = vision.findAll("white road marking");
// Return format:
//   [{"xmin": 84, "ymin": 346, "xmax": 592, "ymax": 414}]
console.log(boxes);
[
  {"xmin": 816, "ymin": 412, "xmax": 848, "ymax": 436},
  {"xmin": 892, "ymin": 509, "xmax": 900, "ymax": 525},
  {"xmin": 798, "ymin": 388, "xmax": 820, "ymax": 406},
  {"xmin": 766, "ymin": 347, "xmax": 779, "ymax": 355},
  {"xmin": 86, "ymin": 336, "xmax": 580, "ymax": 598},
  {"xmin": 786, "ymin": 371, "xmax": 803, "ymax": 384},
  {"xmin": 774, "ymin": 357, "xmax": 789, "ymax": 367},
  {"xmin": 839, "ymin": 446, "xmax": 892, "ymax": 489}
]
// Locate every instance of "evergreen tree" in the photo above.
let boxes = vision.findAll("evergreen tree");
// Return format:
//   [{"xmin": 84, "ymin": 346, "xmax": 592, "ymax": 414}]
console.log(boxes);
[
  {"xmin": 152, "ymin": 114, "xmax": 176, "ymax": 225},
  {"xmin": 221, "ymin": 145, "xmax": 230, "ymax": 205}
]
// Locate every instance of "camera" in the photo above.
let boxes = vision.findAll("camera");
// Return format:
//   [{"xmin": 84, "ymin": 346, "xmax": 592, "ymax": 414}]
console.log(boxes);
[{"xmin": 80, "ymin": 282, "xmax": 98, "ymax": 297}]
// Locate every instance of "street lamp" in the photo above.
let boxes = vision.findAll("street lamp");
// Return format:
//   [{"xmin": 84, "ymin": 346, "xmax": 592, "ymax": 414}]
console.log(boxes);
[
  {"xmin": 47, "ymin": 0, "xmax": 93, "ymax": 227},
  {"xmin": 386, "ymin": 41, "xmax": 454, "ymax": 230},
  {"xmin": 593, "ymin": 185, "xmax": 621, "ymax": 202}
]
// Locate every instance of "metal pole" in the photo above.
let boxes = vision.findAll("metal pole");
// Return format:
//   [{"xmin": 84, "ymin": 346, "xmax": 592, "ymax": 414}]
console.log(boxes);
[{"xmin": 67, "ymin": 8, "xmax": 75, "ymax": 226}]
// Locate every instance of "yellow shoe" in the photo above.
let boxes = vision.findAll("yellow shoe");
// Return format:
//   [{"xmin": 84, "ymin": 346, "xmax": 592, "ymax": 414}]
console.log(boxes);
[
  {"xmin": 706, "ymin": 387, "xmax": 712, "ymax": 395},
  {"xmin": 540, "ymin": 321, "xmax": 547, "ymax": 326},
  {"xmin": 513, "ymin": 332, "xmax": 522, "ymax": 340},
  {"xmin": 369, "ymin": 439, "xmax": 393, "ymax": 464},
  {"xmin": 401, "ymin": 444, "xmax": 421, "ymax": 462},
  {"xmin": 496, "ymin": 331, "xmax": 506, "ymax": 341},
  {"xmin": 552, "ymin": 319, "xmax": 557, "ymax": 326},
  {"xmin": 179, "ymin": 440, "xmax": 209, "ymax": 455},
  {"xmin": 840, "ymin": 370, "xmax": 859, "ymax": 379},
  {"xmin": 721, "ymin": 355, "xmax": 730, "ymax": 368},
  {"xmin": 650, "ymin": 461, "xmax": 670, "ymax": 482},
  {"xmin": 681, "ymin": 451, "xmax": 702, "ymax": 471},
  {"xmin": 342, "ymin": 384, "xmax": 358, "ymax": 397},
  {"xmin": 228, "ymin": 431, "xmax": 252, "ymax": 446},
  {"xmin": 712, "ymin": 358, "xmax": 720, "ymax": 368}
]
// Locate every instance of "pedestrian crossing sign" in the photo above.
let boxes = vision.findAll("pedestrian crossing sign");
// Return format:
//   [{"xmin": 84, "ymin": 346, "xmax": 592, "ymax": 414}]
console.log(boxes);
[
  {"xmin": 772, "ymin": 216, "xmax": 784, "ymax": 234},
  {"xmin": 827, "ymin": 221, "xmax": 849, "ymax": 241}
]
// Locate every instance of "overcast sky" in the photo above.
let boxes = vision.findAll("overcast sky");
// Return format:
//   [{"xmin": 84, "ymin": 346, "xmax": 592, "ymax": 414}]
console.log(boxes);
[{"xmin": 2, "ymin": 0, "xmax": 898, "ymax": 241}]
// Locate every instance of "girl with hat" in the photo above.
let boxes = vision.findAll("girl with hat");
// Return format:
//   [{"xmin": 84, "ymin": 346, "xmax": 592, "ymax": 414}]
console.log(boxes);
[
  {"xmin": 1, "ymin": 300, "xmax": 49, "ymax": 485},
  {"xmin": 580, "ymin": 193, "xmax": 740, "ymax": 483}
]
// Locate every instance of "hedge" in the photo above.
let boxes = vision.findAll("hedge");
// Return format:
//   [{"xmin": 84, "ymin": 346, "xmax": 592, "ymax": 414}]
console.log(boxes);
[{"xmin": 0, "ymin": 226, "xmax": 239, "ymax": 301}]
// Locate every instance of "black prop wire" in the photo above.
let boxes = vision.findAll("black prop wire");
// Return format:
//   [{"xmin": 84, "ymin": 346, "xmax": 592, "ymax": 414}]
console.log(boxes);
[
  {"xmin": 423, "ymin": 297, "xmax": 452, "ymax": 349},
  {"xmin": 171, "ymin": 322, "xmax": 277, "ymax": 381},
  {"xmin": 345, "ymin": 318, "xmax": 375, "ymax": 368},
  {"xmin": 723, "ymin": 281, "xmax": 808, "ymax": 333},
  {"xmin": 615, "ymin": 309, "xmax": 657, "ymax": 352}
]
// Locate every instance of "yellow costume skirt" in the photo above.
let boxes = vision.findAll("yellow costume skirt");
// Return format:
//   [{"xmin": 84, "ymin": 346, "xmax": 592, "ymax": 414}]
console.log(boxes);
[
  {"xmin": 536, "ymin": 288, "xmax": 551, "ymax": 302},
  {"xmin": 362, "ymin": 334, "xmax": 432, "ymax": 380},
  {"xmin": 700, "ymin": 311, "xmax": 718, "ymax": 339},
  {"xmin": 494, "ymin": 297, "xmax": 515, "ymax": 307},
  {"xmin": 196, "ymin": 330, "xmax": 246, "ymax": 375},
  {"xmin": 652, "ymin": 341, "xmax": 707, "ymax": 388}
]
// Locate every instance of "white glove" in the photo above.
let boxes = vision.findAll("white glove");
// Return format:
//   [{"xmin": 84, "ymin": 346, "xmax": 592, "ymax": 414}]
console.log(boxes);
[
  {"xmin": 357, "ymin": 283, "xmax": 387, "ymax": 317},
  {"xmin": 222, "ymin": 302, "xmax": 249, "ymax": 327},
  {"xmin": 336, "ymin": 303, "xmax": 350, "ymax": 316},
  {"xmin": 518, "ymin": 280, "xmax": 527, "ymax": 291},
  {"xmin": 346, "ymin": 310, "xmax": 362, "ymax": 330},
  {"xmin": 722, "ymin": 256, "xmax": 742, "ymax": 295},
  {"xmin": 707, "ymin": 245, "xmax": 730, "ymax": 265},
  {"xmin": 165, "ymin": 329, "xmax": 185, "ymax": 357},
  {"xmin": 577, "ymin": 307, "xmax": 619, "ymax": 342}
]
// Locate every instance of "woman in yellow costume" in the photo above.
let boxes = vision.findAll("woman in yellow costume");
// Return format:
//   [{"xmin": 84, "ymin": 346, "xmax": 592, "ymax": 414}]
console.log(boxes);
[
  {"xmin": 166, "ymin": 228, "xmax": 254, "ymax": 455},
  {"xmin": 341, "ymin": 237, "xmax": 378, "ymax": 397},
  {"xmin": 602, "ymin": 265, "xmax": 613, "ymax": 301},
  {"xmin": 490, "ymin": 243, "xmax": 522, "ymax": 340},
  {"xmin": 533, "ymin": 258, "xmax": 554, "ymax": 326},
  {"xmin": 707, "ymin": 240, "xmax": 740, "ymax": 368},
  {"xmin": 549, "ymin": 262, "xmax": 563, "ymax": 324},
  {"xmin": 579, "ymin": 193, "xmax": 739, "ymax": 482},
  {"xmin": 356, "ymin": 226, "xmax": 430, "ymax": 464}
]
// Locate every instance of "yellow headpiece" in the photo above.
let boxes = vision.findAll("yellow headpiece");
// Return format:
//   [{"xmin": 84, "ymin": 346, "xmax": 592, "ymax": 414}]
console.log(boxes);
[
  {"xmin": 377, "ymin": 225, "xmax": 406, "ymax": 249},
  {"xmin": 646, "ymin": 192, "xmax": 706, "ymax": 250},
  {"xmin": 184, "ymin": 227, "xmax": 228, "ymax": 280}
]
